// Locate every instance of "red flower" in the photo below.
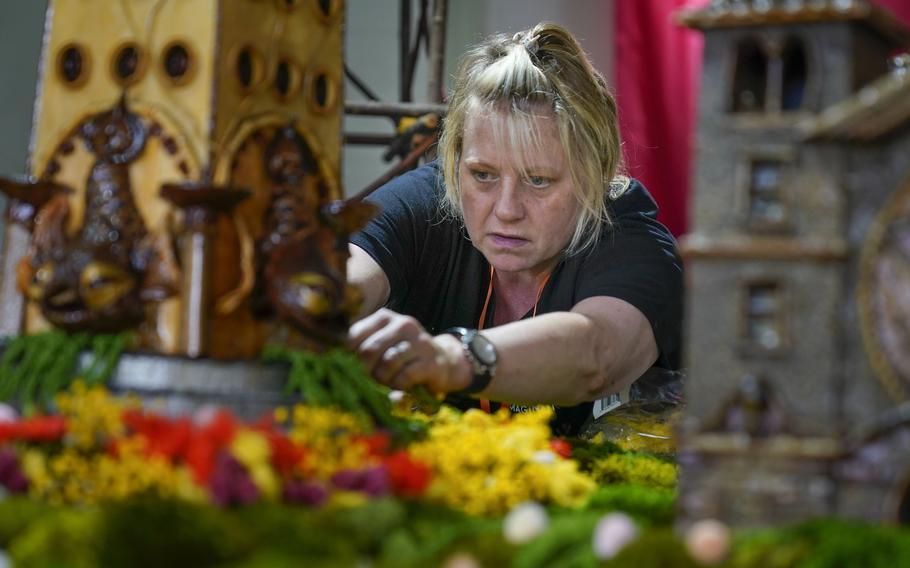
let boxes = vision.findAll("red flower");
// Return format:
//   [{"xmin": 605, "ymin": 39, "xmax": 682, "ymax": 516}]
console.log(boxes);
[
  {"xmin": 549, "ymin": 438, "xmax": 572, "ymax": 459},
  {"xmin": 355, "ymin": 432, "xmax": 391, "ymax": 457},
  {"xmin": 122, "ymin": 410, "xmax": 191, "ymax": 461},
  {"xmin": 0, "ymin": 415, "xmax": 67, "ymax": 444},
  {"xmin": 185, "ymin": 411, "xmax": 238, "ymax": 484},
  {"xmin": 383, "ymin": 451, "xmax": 432, "ymax": 497},
  {"xmin": 267, "ymin": 431, "xmax": 308, "ymax": 478}
]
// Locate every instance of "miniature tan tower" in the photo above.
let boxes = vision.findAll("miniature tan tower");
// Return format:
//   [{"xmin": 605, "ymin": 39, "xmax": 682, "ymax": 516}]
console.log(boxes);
[
  {"xmin": 3, "ymin": 0, "xmax": 344, "ymax": 359},
  {"xmin": 677, "ymin": 0, "xmax": 910, "ymax": 528}
]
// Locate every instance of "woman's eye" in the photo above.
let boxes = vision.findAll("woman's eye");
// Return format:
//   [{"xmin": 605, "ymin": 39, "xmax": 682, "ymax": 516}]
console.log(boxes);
[
  {"xmin": 471, "ymin": 170, "xmax": 494, "ymax": 182},
  {"xmin": 525, "ymin": 176, "xmax": 550, "ymax": 189}
]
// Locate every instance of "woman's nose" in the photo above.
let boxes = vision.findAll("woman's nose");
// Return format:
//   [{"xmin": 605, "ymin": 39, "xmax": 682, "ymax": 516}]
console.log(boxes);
[{"xmin": 493, "ymin": 177, "xmax": 525, "ymax": 221}]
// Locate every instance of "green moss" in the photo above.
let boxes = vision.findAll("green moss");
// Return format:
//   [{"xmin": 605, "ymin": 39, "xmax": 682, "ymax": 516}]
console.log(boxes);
[
  {"xmin": 729, "ymin": 519, "xmax": 910, "ymax": 568},
  {"xmin": 8, "ymin": 507, "xmax": 102, "ymax": 568},
  {"xmin": 584, "ymin": 484, "xmax": 677, "ymax": 526},
  {"xmin": 605, "ymin": 528, "xmax": 699, "ymax": 568},
  {"xmin": 590, "ymin": 453, "xmax": 677, "ymax": 490}
]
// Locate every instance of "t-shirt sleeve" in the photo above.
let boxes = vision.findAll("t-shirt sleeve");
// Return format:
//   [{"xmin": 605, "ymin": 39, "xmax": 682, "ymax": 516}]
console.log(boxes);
[
  {"xmin": 349, "ymin": 163, "xmax": 442, "ymax": 310},
  {"xmin": 575, "ymin": 181, "xmax": 683, "ymax": 367}
]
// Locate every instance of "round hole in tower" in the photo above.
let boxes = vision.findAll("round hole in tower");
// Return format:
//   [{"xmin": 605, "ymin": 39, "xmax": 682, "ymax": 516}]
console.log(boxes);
[
  {"xmin": 234, "ymin": 45, "xmax": 264, "ymax": 92},
  {"xmin": 238, "ymin": 50, "xmax": 253, "ymax": 87},
  {"xmin": 307, "ymin": 69, "xmax": 337, "ymax": 114},
  {"xmin": 273, "ymin": 57, "xmax": 302, "ymax": 101},
  {"xmin": 112, "ymin": 43, "xmax": 146, "ymax": 86},
  {"xmin": 315, "ymin": 75, "xmax": 328, "ymax": 107},
  {"xmin": 57, "ymin": 43, "xmax": 90, "ymax": 87},
  {"xmin": 161, "ymin": 41, "xmax": 195, "ymax": 85},
  {"xmin": 311, "ymin": 0, "xmax": 340, "ymax": 20}
]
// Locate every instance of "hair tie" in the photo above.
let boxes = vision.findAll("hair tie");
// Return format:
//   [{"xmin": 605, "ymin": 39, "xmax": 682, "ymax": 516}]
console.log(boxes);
[{"xmin": 513, "ymin": 32, "xmax": 540, "ymax": 57}]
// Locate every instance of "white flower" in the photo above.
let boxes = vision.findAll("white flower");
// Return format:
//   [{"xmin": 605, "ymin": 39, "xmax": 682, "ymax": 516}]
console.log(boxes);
[
  {"xmin": 503, "ymin": 501, "xmax": 550, "ymax": 544},
  {"xmin": 531, "ymin": 450, "xmax": 556, "ymax": 464},
  {"xmin": 0, "ymin": 403, "xmax": 17, "ymax": 423},
  {"xmin": 592, "ymin": 512, "xmax": 638, "ymax": 560}
]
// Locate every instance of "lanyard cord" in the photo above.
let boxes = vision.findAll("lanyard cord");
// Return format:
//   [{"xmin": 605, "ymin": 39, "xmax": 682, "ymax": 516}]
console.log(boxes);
[{"xmin": 476, "ymin": 265, "xmax": 551, "ymax": 412}]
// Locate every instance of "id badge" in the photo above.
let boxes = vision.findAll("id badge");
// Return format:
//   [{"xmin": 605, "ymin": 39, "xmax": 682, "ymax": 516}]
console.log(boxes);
[{"xmin": 592, "ymin": 386, "xmax": 630, "ymax": 419}]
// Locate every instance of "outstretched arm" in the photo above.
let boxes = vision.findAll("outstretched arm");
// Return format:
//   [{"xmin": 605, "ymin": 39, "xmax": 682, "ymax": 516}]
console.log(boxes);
[
  {"xmin": 347, "ymin": 244, "xmax": 391, "ymax": 320},
  {"xmin": 348, "ymin": 295, "xmax": 658, "ymax": 406}
]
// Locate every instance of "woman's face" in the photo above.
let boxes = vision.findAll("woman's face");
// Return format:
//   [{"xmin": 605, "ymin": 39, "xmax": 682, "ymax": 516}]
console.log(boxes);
[{"xmin": 458, "ymin": 109, "xmax": 580, "ymax": 279}]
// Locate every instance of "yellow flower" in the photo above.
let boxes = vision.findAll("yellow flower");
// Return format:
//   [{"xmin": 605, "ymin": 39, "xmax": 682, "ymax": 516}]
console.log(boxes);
[
  {"xmin": 55, "ymin": 382, "xmax": 135, "ymax": 450},
  {"xmin": 231, "ymin": 430, "xmax": 279, "ymax": 500},
  {"xmin": 409, "ymin": 406, "xmax": 594, "ymax": 516}
]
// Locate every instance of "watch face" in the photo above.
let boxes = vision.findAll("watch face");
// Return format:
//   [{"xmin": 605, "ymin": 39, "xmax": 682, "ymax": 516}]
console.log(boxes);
[{"xmin": 471, "ymin": 334, "xmax": 497, "ymax": 366}]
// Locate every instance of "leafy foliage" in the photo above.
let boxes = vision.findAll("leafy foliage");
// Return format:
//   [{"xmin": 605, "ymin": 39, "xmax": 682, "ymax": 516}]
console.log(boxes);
[{"xmin": 0, "ymin": 331, "xmax": 127, "ymax": 409}]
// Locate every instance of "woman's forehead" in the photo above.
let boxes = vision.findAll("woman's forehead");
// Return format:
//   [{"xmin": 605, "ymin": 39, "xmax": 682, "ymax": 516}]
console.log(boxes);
[{"xmin": 462, "ymin": 106, "xmax": 565, "ymax": 171}]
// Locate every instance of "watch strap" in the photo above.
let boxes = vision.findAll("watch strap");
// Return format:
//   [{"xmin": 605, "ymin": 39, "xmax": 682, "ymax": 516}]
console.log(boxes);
[{"xmin": 444, "ymin": 327, "xmax": 495, "ymax": 394}]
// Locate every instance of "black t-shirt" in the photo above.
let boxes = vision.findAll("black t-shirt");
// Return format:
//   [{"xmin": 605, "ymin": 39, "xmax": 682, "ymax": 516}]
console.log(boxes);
[{"xmin": 351, "ymin": 161, "xmax": 682, "ymax": 435}]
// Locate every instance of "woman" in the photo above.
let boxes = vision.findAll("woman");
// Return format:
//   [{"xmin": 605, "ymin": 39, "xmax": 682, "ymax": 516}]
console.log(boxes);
[{"xmin": 347, "ymin": 23, "xmax": 682, "ymax": 435}]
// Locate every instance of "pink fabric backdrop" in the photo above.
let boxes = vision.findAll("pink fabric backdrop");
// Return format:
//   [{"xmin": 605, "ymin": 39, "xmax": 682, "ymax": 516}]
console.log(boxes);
[{"xmin": 614, "ymin": 0, "xmax": 910, "ymax": 237}]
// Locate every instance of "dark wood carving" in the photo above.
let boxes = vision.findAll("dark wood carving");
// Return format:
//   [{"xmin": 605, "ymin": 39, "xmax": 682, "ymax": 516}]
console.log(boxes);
[
  {"xmin": 22, "ymin": 98, "xmax": 178, "ymax": 332},
  {"xmin": 266, "ymin": 198, "xmax": 376, "ymax": 345},
  {"xmin": 254, "ymin": 124, "xmax": 376, "ymax": 344},
  {"xmin": 252, "ymin": 125, "xmax": 322, "ymax": 316}
]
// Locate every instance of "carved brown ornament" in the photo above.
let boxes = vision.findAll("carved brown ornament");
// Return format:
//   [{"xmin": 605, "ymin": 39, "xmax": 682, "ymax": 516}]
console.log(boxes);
[
  {"xmin": 23, "ymin": 98, "xmax": 179, "ymax": 332},
  {"xmin": 253, "ymin": 124, "xmax": 376, "ymax": 344},
  {"xmin": 859, "ymin": 179, "xmax": 910, "ymax": 401}
]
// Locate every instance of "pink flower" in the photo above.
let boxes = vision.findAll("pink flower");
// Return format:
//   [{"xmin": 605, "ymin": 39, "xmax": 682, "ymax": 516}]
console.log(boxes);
[
  {"xmin": 0, "ymin": 448, "xmax": 28, "ymax": 493},
  {"xmin": 209, "ymin": 453, "xmax": 260, "ymax": 507}
]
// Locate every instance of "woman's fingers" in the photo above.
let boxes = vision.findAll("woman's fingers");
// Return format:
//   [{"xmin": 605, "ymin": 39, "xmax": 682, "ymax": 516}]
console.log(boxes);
[
  {"xmin": 348, "ymin": 308, "xmax": 466, "ymax": 394},
  {"xmin": 375, "ymin": 339, "xmax": 420, "ymax": 387},
  {"xmin": 349, "ymin": 309, "xmax": 439, "ymax": 385},
  {"xmin": 348, "ymin": 308, "xmax": 395, "ymax": 350}
]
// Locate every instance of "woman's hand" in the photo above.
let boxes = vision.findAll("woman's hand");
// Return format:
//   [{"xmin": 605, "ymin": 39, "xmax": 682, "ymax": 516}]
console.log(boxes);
[{"xmin": 348, "ymin": 308, "xmax": 471, "ymax": 393}]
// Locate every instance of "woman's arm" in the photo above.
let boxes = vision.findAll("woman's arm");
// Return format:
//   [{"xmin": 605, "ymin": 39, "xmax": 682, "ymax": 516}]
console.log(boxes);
[
  {"xmin": 348, "ymin": 295, "xmax": 658, "ymax": 406},
  {"xmin": 480, "ymin": 296, "xmax": 658, "ymax": 405},
  {"xmin": 348, "ymin": 244, "xmax": 391, "ymax": 320}
]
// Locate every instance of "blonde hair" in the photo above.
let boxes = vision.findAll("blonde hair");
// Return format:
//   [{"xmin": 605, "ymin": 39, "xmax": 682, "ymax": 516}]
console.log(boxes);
[{"xmin": 438, "ymin": 22, "xmax": 627, "ymax": 256}]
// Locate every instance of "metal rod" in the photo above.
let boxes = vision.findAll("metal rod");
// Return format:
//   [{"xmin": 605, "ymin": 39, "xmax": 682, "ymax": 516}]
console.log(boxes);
[
  {"xmin": 403, "ymin": 0, "xmax": 430, "ymax": 102},
  {"xmin": 354, "ymin": 133, "xmax": 438, "ymax": 200},
  {"xmin": 400, "ymin": 0, "xmax": 412, "ymax": 102},
  {"xmin": 345, "ymin": 100, "xmax": 447, "ymax": 117},
  {"xmin": 343, "ymin": 64, "xmax": 381, "ymax": 102},
  {"xmin": 343, "ymin": 132, "xmax": 396, "ymax": 146},
  {"xmin": 426, "ymin": 0, "xmax": 448, "ymax": 103}
]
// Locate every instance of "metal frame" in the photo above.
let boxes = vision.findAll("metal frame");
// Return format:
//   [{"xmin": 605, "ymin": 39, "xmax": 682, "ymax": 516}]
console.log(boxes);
[{"xmin": 343, "ymin": 0, "xmax": 448, "ymax": 197}]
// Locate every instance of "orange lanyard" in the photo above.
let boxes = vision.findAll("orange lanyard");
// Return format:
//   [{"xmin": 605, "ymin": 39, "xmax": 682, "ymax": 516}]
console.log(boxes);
[{"xmin": 477, "ymin": 265, "xmax": 551, "ymax": 412}]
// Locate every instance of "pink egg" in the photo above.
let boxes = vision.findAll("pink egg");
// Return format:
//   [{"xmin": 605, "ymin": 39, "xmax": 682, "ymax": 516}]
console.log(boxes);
[
  {"xmin": 685, "ymin": 518, "xmax": 731, "ymax": 566},
  {"xmin": 592, "ymin": 512, "xmax": 639, "ymax": 560},
  {"xmin": 0, "ymin": 403, "xmax": 19, "ymax": 423}
]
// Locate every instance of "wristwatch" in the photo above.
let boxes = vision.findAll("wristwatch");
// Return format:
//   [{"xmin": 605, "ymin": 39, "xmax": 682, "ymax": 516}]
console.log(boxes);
[{"xmin": 444, "ymin": 327, "xmax": 497, "ymax": 394}]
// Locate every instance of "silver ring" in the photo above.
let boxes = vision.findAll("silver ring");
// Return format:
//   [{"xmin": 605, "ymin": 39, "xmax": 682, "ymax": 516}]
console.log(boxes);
[{"xmin": 385, "ymin": 340, "xmax": 414, "ymax": 362}]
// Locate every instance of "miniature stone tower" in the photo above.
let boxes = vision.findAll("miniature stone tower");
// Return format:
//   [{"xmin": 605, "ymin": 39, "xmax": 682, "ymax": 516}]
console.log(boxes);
[
  {"xmin": 0, "ymin": 0, "xmax": 344, "ymax": 359},
  {"xmin": 678, "ymin": 0, "xmax": 910, "ymax": 527}
]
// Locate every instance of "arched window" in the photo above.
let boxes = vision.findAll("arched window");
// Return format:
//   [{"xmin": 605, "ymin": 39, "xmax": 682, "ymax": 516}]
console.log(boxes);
[
  {"xmin": 781, "ymin": 37, "xmax": 808, "ymax": 111},
  {"xmin": 732, "ymin": 39, "xmax": 768, "ymax": 113},
  {"xmin": 900, "ymin": 485, "xmax": 910, "ymax": 525}
]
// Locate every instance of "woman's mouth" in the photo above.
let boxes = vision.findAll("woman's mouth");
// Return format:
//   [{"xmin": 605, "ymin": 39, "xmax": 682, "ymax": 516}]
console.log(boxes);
[{"xmin": 489, "ymin": 233, "xmax": 529, "ymax": 248}]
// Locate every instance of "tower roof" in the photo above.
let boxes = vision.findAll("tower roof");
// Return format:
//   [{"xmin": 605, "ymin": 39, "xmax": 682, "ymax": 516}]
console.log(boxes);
[
  {"xmin": 803, "ymin": 58, "xmax": 910, "ymax": 141},
  {"xmin": 678, "ymin": 1, "xmax": 910, "ymax": 46}
]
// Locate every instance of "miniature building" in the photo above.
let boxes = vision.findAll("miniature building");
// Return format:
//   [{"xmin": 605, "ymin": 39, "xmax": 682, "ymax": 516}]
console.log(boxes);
[
  {"xmin": 0, "ymin": 0, "xmax": 345, "ymax": 359},
  {"xmin": 678, "ymin": 0, "xmax": 910, "ymax": 527}
]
